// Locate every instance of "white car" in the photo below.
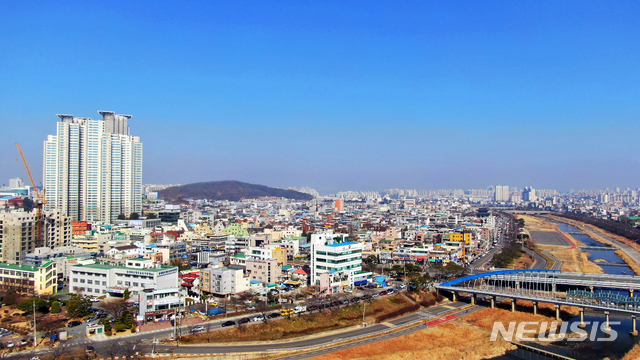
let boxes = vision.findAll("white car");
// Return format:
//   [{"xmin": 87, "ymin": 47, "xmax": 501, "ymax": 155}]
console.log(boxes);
[
  {"xmin": 6, "ymin": 341, "xmax": 14, "ymax": 348},
  {"xmin": 252, "ymin": 315, "xmax": 265, "ymax": 322}
]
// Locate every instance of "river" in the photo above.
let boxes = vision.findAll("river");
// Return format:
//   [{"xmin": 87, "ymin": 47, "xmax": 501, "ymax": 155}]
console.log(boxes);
[{"xmin": 494, "ymin": 220, "xmax": 639, "ymax": 360}]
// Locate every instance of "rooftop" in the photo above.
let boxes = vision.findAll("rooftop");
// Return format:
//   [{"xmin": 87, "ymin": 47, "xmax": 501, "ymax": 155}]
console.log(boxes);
[
  {"xmin": 72, "ymin": 262, "xmax": 176, "ymax": 272},
  {"xmin": 325, "ymin": 241, "xmax": 357, "ymax": 247},
  {"xmin": 0, "ymin": 262, "xmax": 52, "ymax": 272}
]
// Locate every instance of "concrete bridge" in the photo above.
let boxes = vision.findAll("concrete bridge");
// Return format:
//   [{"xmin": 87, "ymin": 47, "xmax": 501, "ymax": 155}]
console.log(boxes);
[
  {"xmin": 436, "ymin": 269, "xmax": 640, "ymax": 335},
  {"xmin": 579, "ymin": 246, "xmax": 619, "ymax": 251}
]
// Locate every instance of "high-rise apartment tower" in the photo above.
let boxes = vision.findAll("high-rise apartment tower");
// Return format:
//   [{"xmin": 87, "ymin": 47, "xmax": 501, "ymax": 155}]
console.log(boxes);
[{"xmin": 43, "ymin": 111, "xmax": 142, "ymax": 223}]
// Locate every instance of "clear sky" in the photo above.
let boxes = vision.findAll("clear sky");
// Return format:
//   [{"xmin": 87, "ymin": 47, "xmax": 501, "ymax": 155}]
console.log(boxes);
[{"xmin": 1, "ymin": 1, "xmax": 639, "ymax": 194}]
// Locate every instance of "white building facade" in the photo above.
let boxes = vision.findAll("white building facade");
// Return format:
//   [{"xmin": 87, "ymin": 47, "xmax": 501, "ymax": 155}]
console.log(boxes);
[
  {"xmin": 43, "ymin": 111, "xmax": 142, "ymax": 223},
  {"xmin": 310, "ymin": 232, "xmax": 371, "ymax": 294}
]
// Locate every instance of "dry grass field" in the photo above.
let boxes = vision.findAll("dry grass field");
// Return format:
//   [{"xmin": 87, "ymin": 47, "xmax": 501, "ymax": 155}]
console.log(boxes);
[
  {"xmin": 551, "ymin": 247, "xmax": 604, "ymax": 274},
  {"xmin": 306, "ymin": 322, "xmax": 516, "ymax": 360}
]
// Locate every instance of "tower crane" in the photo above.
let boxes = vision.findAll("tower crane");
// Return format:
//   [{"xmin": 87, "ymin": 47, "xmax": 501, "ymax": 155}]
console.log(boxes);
[{"xmin": 15, "ymin": 144, "xmax": 47, "ymax": 248}]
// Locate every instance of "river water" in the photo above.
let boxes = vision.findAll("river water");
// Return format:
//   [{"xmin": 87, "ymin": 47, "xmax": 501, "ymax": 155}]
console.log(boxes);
[{"xmin": 494, "ymin": 221, "xmax": 639, "ymax": 360}]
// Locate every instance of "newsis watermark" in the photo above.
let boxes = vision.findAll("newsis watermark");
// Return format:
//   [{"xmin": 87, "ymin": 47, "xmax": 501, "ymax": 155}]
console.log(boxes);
[{"xmin": 490, "ymin": 321, "xmax": 620, "ymax": 342}]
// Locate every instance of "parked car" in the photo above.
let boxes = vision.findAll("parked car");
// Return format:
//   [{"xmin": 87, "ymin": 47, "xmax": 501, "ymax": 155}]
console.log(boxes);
[
  {"xmin": 246, "ymin": 306, "xmax": 256, "ymax": 311},
  {"xmin": 20, "ymin": 339, "xmax": 28, "ymax": 346},
  {"xmin": 280, "ymin": 308, "xmax": 294, "ymax": 316},
  {"xmin": 221, "ymin": 321, "xmax": 236, "ymax": 327},
  {"xmin": 190, "ymin": 325, "xmax": 205, "ymax": 333},
  {"xmin": 6, "ymin": 341, "xmax": 14, "ymax": 348},
  {"xmin": 267, "ymin": 312, "xmax": 281, "ymax": 319},
  {"xmin": 380, "ymin": 291, "xmax": 388, "ymax": 296},
  {"xmin": 252, "ymin": 315, "xmax": 265, "ymax": 322},
  {"xmin": 371, "ymin": 294, "xmax": 380, "ymax": 299},
  {"xmin": 86, "ymin": 316, "xmax": 100, "ymax": 322},
  {"xmin": 238, "ymin": 317, "xmax": 251, "ymax": 324},
  {"xmin": 387, "ymin": 289, "xmax": 395, "ymax": 294},
  {"xmin": 68, "ymin": 321, "xmax": 82, "ymax": 327}
]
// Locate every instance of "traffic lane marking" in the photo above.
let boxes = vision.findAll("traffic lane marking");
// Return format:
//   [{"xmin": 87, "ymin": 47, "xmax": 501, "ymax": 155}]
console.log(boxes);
[{"xmin": 424, "ymin": 315, "xmax": 457, "ymax": 327}]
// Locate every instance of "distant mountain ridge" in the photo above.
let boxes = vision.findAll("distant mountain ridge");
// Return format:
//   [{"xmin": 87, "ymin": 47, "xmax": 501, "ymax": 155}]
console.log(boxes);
[{"xmin": 158, "ymin": 180, "xmax": 314, "ymax": 202}]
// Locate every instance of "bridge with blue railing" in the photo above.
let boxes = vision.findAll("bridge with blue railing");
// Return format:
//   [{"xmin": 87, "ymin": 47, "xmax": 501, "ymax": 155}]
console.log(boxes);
[{"xmin": 436, "ymin": 269, "xmax": 640, "ymax": 335}]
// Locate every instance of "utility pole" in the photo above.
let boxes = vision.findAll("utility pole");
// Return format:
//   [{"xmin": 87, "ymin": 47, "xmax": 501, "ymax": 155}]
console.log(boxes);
[{"xmin": 33, "ymin": 299, "xmax": 37, "ymax": 349}]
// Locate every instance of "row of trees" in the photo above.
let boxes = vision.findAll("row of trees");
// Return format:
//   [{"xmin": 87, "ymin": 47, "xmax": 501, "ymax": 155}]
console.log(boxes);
[
  {"xmin": 491, "ymin": 244, "xmax": 523, "ymax": 268},
  {"xmin": 559, "ymin": 212, "xmax": 640, "ymax": 242}
]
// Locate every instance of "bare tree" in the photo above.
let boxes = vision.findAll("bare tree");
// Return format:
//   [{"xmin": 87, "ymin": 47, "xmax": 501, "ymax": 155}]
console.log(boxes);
[
  {"xmin": 204, "ymin": 321, "xmax": 214, "ymax": 343},
  {"xmin": 256, "ymin": 302, "xmax": 270, "ymax": 324},
  {"xmin": 50, "ymin": 341, "xmax": 73, "ymax": 360},
  {"xmin": 97, "ymin": 299, "xmax": 128, "ymax": 319},
  {"xmin": 119, "ymin": 340, "xmax": 142, "ymax": 359},
  {"xmin": 98, "ymin": 340, "xmax": 121, "ymax": 360}
]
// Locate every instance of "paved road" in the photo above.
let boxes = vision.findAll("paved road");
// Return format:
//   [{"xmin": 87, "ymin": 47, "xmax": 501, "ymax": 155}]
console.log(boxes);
[
  {"xmin": 521, "ymin": 246, "xmax": 547, "ymax": 270},
  {"xmin": 147, "ymin": 301, "xmax": 473, "ymax": 358}
]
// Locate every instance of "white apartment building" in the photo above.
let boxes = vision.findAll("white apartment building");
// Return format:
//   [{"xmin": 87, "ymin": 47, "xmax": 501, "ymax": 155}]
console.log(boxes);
[
  {"xmin": 200, "ymin": 266, "xmax": 249, "ymax": 295},
  {"xmin": 310, "ymin": 231, "xmax": 371, "ymax": 294},
  {"xmin": 494, "ymin": 185, "xmax": 510, "ymax": 202},
  {"xmin": 43, "ymin": 111, "xmax": 143, "ymax": 223}
]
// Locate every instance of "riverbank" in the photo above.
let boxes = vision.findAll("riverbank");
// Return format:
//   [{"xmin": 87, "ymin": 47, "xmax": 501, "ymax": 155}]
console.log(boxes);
[
  {"xmin": 517, "ymin": 215, "xmax": 603, "ymax": 274},
  {"xmin": 544, "ymin": 215, "xmax": 640, "ymax": 274}
]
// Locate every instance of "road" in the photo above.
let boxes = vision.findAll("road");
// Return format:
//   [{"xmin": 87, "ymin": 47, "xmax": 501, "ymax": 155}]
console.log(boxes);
[{"xmin": 148, "ymin": 301, "xmax": 474, "ymax": 358}]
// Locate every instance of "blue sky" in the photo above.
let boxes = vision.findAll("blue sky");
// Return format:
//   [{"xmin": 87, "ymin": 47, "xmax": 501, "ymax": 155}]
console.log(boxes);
[{"xmin": 1, "ymin": 1, "xmax": 639, "ymax": 193}]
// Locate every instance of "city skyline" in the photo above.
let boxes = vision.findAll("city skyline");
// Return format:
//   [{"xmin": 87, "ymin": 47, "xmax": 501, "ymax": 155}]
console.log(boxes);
[{"xmin": 2, "ymin": 2, "xmax": 640, "ymax": 193}]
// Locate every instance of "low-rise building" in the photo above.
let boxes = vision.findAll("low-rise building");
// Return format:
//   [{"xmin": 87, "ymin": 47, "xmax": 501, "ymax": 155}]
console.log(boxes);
[
  {"xmin": 0, "ymin": 261, "xmax": 57, "ymax": 295},
  {"xmin": 245, "ymin": 258, "xmax": 281, "ymax": 285},
  {"xmin": 200, "ymin": 266, "xmax": 249, "ymax": 295}
]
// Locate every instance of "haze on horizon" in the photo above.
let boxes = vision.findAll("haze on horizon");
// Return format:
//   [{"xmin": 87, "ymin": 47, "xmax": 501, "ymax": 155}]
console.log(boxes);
[{"xmin": 1, "ymin": 1, "xmax": 639, "ymax": 194}]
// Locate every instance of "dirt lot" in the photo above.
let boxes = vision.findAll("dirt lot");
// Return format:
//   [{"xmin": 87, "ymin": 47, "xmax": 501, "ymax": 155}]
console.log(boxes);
[
  {"xmin": 530, "ymin": 231, "xmax": 571, "ymax": 246},
  {"xmin": 516, "ymin": 215, "xmax": 557, "ymax": 232}
]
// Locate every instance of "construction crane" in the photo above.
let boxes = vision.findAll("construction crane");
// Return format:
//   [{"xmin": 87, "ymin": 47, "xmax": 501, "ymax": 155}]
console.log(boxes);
[{"xmin": 15, "ymin": 143, "xmax": 47, "ymax": 248}]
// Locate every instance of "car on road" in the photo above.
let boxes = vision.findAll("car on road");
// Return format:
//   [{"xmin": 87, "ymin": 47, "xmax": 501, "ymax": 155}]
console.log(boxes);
[
  {"xmin": 246, "ymin": 306, "xmax": 256, "ymax": 311},
  {"xmin": 221, "ymin": 321, "xmax": 236, "ymax": 327},
  {"xmin": 238, "ymin": 317, "xmax": 251, "ymax": 324},
  {"xmin": 252, "ymin": 315, "xmax": 265, "ymax": 322},
  {"xmin": 190, "ymin": 325, "xmax": 205, "ymax": 333},
  {"xmin": 6, "ymin": 341, "xmax": 14, "ymax": 348},
  {"xmin": 267, "ymin": 312, "xmax": 281, "ymax": 319},
  {"xmin": 20, "ymin": 339, "xmax": 28, "ymax": 346},
  {"xmin": 380, "ymin": 291, "xmax": 388, "ymax": 296},
  {"xmin": 68, "ymin": 320, "xmax": 82, "ymax": 327},
  {"xmin": 387, "ymin": 289, "xmax": 395, "ymax": 294},
  {"xmin": 371, "ymin": 294, "xmax": 380, "ymax": 299}
]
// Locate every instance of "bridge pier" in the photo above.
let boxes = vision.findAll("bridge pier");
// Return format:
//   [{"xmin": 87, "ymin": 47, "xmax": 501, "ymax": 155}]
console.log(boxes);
[
  {"xmin": 490, "ymin": 296, "xmax": 495, "ymax": 309},
  {"xmin": 452, "ymin": 292, "xmax": 457, "ymax": 302},
  {"xmin": 578, "ymin": 308, "xmax": 586, "ymax": 329},
  {"xmin": 631, "ymin": 315, "xmax": 638, "ymax": 336},
  {"xmin": 604, "ymin": 311, "xmax": 611, "ymax": 331},
  {"xmin": 471, "ymin": 294, "xmax": 476, "ymax": 305},
  {"xmin": 511, "ymin": 299, "xmax": 516, "ymax": 312},
  {"xmin": 533, "ymin": 301, "xmax": 538, "ymax": 316},
  {"xmin": 555, "ymin": 304, "xmax": 560, "ymax": 321}
]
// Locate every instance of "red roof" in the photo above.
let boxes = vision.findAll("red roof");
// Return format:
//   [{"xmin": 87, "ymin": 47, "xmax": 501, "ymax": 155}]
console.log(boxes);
[{"xmin": 293, "ymin": 269, "xmax": 308, "ymax": 275}]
